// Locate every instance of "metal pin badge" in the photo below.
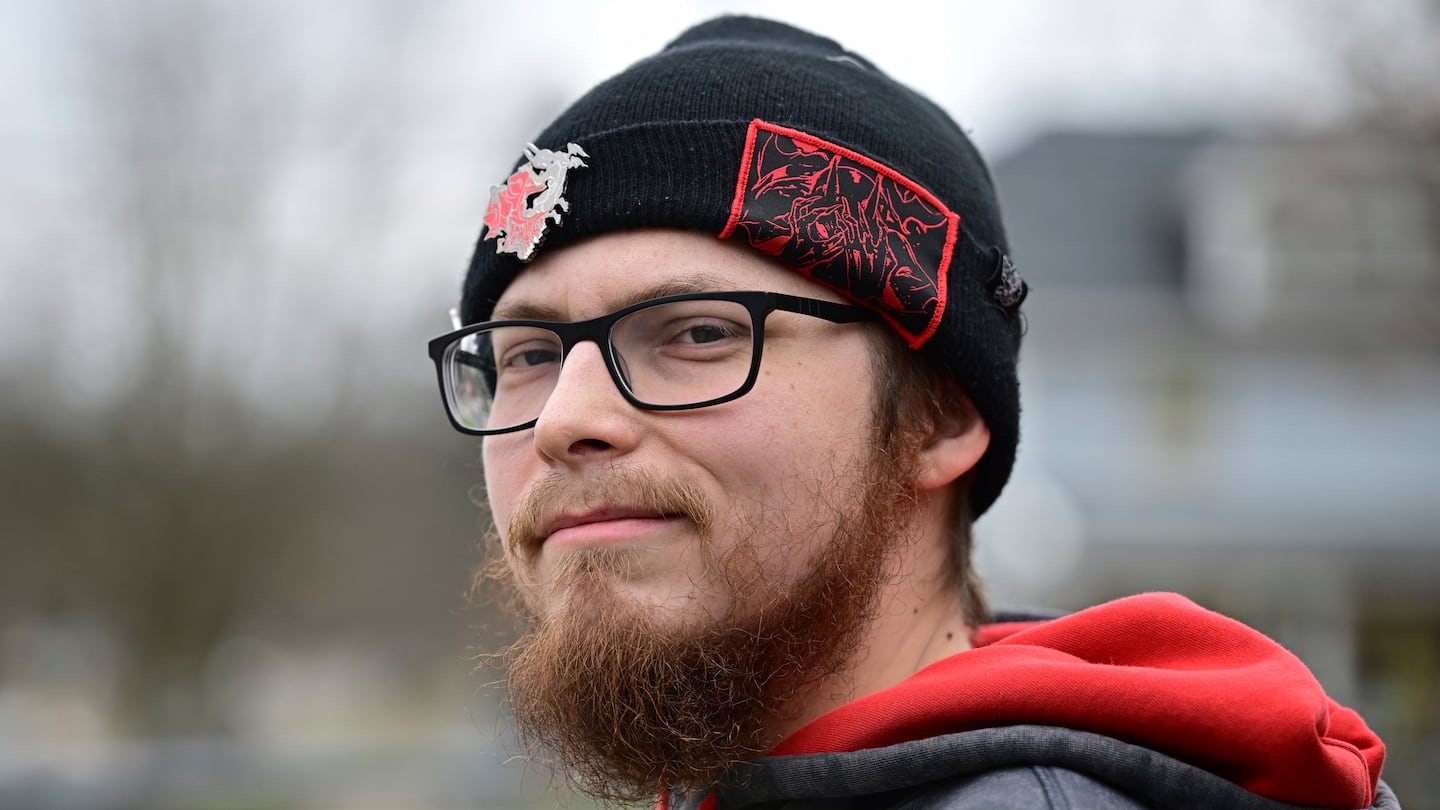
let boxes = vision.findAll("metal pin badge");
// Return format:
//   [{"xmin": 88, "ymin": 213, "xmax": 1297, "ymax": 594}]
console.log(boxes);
[
  {"xmin": 992, "ymin": 254, "xmax": 1027, "ymax": 309},
  {"xmin": 481, "ymin": 142, "xmax": 589, "ymax": 262}
]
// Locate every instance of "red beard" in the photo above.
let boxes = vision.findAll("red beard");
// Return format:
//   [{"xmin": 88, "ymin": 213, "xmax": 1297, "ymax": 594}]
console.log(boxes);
[{"xmin": 487, "ymin": 449, "xmax": 921, "ymax": 803}]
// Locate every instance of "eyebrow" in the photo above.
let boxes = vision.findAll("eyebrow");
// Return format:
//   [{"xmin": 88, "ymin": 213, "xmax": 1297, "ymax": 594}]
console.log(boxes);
[{"xmin": 490, "ymin": 271, "xmax": 737, "ymax": 322}]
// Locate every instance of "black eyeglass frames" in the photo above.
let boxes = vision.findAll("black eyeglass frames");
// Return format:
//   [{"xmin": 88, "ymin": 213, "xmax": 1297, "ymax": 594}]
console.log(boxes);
[{"xmin": 427, "ymin": 290, "xmax": 878, "ymax": 436}]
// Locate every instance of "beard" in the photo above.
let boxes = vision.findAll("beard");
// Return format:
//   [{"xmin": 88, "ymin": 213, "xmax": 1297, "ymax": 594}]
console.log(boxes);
[{"xmin": 482, "ymin": 445, "xmax": 922, "ymax": 805}]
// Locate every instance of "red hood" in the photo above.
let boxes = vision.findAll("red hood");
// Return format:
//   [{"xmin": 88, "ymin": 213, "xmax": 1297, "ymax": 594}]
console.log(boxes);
[{"xmin": 771, "ymin": 592, "xmax": 1384, "ymax": 808}]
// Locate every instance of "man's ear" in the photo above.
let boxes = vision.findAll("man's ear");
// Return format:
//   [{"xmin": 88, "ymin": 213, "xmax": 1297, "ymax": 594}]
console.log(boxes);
[{"xmin": 915, "ymin": 384, "xmax": 990, "ymax": 492}]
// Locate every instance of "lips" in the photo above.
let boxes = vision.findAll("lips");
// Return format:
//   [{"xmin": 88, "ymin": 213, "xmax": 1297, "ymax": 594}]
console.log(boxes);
[
  {"xmin": 505, "ymin": 468, "xmax": 714, "ymax": 558},
  {"xmin": 541, "ymin": 507, "xmax": 681, "ymax": 546}
]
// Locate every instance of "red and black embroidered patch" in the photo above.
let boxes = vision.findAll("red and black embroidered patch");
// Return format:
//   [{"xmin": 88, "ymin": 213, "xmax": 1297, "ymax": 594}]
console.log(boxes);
[{"xmin": 721, "ymin": 120, "xmax": 956, "ymax": 348}]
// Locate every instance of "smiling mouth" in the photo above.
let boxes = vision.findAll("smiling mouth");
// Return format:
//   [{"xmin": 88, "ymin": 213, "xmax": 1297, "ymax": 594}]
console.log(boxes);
[{"xmin": 543, "ymin": 511, "xmax": 684, "ymax": 547}]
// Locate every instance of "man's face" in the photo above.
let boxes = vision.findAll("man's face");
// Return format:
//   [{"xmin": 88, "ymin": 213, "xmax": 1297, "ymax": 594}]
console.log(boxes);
[
  {"xmin": 483, "ymin": 229, "xmax": 885, "ymax": 628},
  {"xmin": 478, "ymin": 228, "xmax": 931, "ymax": 800}
]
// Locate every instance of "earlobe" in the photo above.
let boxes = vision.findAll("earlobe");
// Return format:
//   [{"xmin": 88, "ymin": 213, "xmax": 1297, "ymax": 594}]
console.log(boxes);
[{"xmin": 915, "ymin": 389, "xmax": 991, "ymax": 492}]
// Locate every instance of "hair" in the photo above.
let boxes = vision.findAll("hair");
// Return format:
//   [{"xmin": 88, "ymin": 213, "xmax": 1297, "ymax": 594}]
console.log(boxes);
[{"xmin": 866, "ymin": 328, "xmax": 990, "ymax": 626}]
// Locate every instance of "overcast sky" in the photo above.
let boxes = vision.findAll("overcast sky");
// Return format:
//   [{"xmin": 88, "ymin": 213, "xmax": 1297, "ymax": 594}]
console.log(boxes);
[{"xmin": 3, "ymin": 0, "xmax": 1424, "ymax": 157}]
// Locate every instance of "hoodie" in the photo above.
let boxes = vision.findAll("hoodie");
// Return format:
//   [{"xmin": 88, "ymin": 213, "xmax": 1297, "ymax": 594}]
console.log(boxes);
[{"xmin": 666, "ymin": 593, "xmax": 1397, "ymax": 809}]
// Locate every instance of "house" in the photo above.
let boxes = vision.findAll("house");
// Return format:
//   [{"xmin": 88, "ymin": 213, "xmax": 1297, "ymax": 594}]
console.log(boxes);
[{"xmin": 985, "ymin": 130, "xmax": 1440, "ymax": 803}]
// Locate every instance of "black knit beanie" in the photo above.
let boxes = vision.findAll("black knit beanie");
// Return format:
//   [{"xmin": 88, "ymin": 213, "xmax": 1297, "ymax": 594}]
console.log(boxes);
[{"xmin": 460, "ymin": 15, "xmax": 1026, "ymax": 517}]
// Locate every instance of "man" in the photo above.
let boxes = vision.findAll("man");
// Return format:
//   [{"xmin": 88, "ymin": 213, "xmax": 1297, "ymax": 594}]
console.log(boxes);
[{"xmin": 429, "ymin": 16, "xmax": 1397, "ymax": 809}]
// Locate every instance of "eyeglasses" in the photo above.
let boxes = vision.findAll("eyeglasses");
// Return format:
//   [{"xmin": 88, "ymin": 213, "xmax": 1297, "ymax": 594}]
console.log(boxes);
[{"xmin": 428, "ymin": 290, "xmax": 878, "ymax": 436}]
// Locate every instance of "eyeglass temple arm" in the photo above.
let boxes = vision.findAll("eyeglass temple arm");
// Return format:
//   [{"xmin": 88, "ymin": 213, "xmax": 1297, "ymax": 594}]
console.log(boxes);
[
  {"xmin": 451, "ymin": 349, "xmax": 490, "ymax": 372},
  {"xmin": 772, "ymin": 293, "xmax": 880, "ymax": 324}
]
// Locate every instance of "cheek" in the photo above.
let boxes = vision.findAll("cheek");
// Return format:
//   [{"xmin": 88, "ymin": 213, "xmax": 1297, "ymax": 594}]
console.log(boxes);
[
  {"xmin": 481, "ymin": 437, "xmax": 525, "ymax": 535},
  {"xmin": 745, "ymin": 372, "xmax": 874, "ymax": 463},
  {"xmin": 701, "ymin": 395, "xmax": 872, "ymax": 546}
]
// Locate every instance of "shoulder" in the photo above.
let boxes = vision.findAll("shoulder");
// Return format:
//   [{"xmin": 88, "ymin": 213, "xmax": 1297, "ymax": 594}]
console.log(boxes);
[
  {"xmin": 712, "ymin": 766, "xmax": 1146, "ymax": 809},
  {"xmin": 702, "ymin": 726, "xmax": 1403, "ymax": 809},
  {"xmin": 879, "ymin": 765, "xmax": 1147, "ymax": 809}
]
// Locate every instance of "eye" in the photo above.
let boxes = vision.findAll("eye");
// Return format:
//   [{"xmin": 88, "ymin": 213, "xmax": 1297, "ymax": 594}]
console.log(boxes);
[
  {"xmin": 612, "ymin": 299, "xmax": 754, "ymax": 359},
  {"xmin": 495, "ymin": 335, "xmax": 562, "ymax": 371},
  {"xmin": 506, "ymin": 346, "xmax": 560, "ymax": 368},
  {"xmin": 674, "ymin": 321, "xmax": 741, "ymax": 345}
]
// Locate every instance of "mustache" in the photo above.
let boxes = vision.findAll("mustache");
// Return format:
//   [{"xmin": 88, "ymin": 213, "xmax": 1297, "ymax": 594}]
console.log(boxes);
[{"xmin": 506, "ymin": 465, "xmax": 716, "ymax": 559}]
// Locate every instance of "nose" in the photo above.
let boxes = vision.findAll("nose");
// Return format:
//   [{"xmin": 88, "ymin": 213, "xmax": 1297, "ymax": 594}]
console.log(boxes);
[{"xmin": 531, "ymin": 339, "xmax": 642, "ymax": 465}]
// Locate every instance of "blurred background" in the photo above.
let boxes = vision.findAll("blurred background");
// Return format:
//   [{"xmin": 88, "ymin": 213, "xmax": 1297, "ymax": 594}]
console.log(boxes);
[{"xmin": 1, "ymin": 1, "xmax": 1437, "ymax": 808}]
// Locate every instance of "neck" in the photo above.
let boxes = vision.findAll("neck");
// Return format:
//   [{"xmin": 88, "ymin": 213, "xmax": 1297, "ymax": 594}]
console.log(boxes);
[{"xmin": 769, "ymin": 496, "xmax": 971, "ymax": 744}]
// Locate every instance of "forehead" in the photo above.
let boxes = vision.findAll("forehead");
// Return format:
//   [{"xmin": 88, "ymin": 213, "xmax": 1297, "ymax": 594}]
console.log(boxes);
[{"xmin": 491, "ymin": 229, "xmax": 847, "ymax": 321}]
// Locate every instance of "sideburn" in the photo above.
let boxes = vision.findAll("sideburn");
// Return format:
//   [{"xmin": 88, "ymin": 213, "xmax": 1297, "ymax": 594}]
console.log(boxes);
[{"xmin": 868, "ymin": 331, "xmax": 990, "ymax": 626}]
